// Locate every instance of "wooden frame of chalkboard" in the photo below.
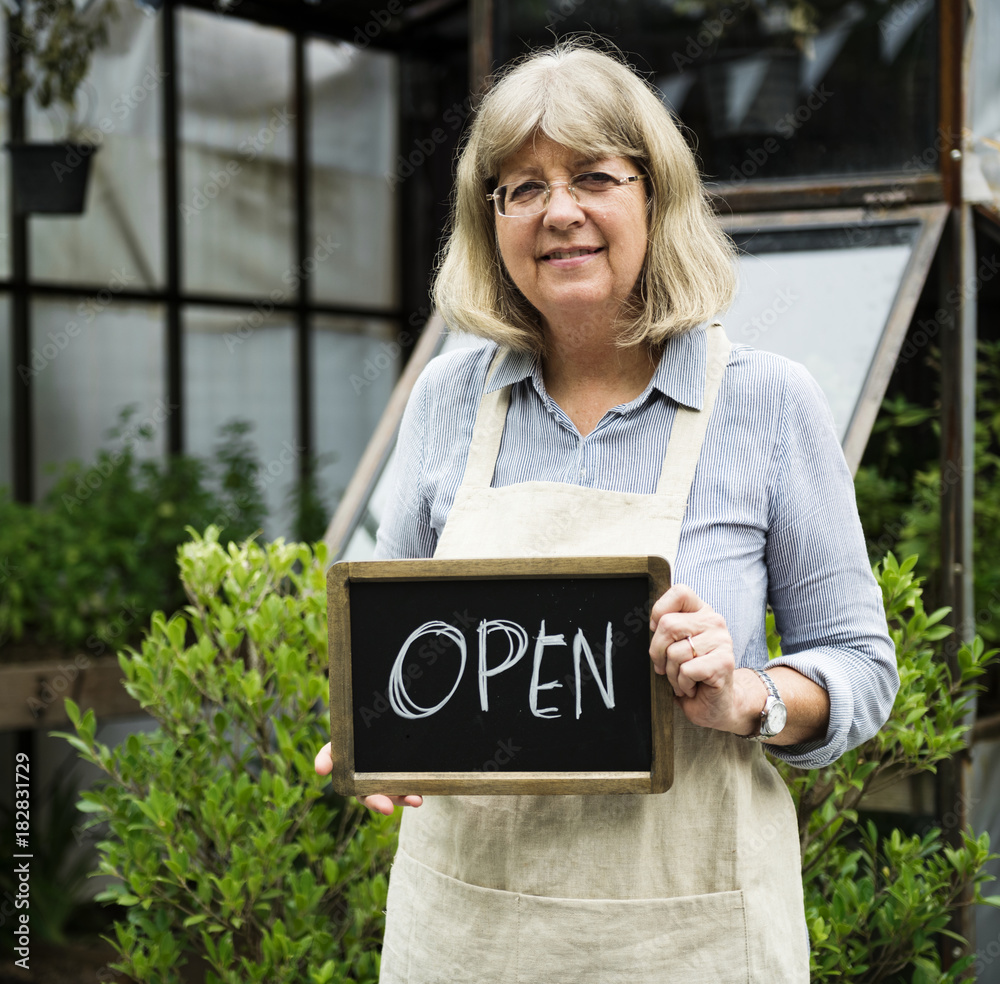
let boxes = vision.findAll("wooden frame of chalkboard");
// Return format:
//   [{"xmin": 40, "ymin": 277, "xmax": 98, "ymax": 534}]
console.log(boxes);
[{"xmin": 327, "ymin": 555, "xmax": 672, "ymax": 796}]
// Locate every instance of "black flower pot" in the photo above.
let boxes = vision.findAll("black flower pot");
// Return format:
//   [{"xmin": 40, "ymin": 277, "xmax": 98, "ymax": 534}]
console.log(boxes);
[{"xmin": 6, "ymin": 142, "xmax": 99, "ymax": 215}]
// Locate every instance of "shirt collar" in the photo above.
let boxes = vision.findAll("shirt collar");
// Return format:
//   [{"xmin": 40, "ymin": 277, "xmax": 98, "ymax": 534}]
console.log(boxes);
[{"xmin": 484, "ymin": 325, "xmax": 709, "ymax": 412}]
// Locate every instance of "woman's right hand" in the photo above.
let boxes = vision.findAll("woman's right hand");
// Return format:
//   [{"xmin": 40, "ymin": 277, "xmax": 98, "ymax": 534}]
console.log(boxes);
[{"xmin": 313, "ymin": 743, "xmax": 423, "ymax": 816}]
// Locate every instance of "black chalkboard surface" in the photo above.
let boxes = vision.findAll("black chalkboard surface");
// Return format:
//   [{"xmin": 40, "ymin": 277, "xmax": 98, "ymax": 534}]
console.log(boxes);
[{"xmin": 327, "ymin": 556, "xmax": 672, "ymax": 795}]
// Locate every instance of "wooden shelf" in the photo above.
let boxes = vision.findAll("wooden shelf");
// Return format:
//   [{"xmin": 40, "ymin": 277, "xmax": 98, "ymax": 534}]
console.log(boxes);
[{"xmin": 0, "ymin": 655, "xmax": 141, "ymax": 731}]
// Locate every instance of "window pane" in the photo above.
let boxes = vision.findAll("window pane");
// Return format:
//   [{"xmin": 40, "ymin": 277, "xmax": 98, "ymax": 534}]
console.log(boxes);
[
  {"xmin": 26, "ymin": 6, "xmax": 163, "ymax": 288},
  {"xmin": 31, "ymin": 298, "xmax": 166, "ymax": 499},
  {"xmin": 309, "ymin": 41, "xmax": 399, "ymax": 309},
  {"xmin": 312, "ymin": 316, "xmax": 399, "ymax": 515},
  {"xmin": 0, "ymin": 295, "xmax": 10, "ymax": 490},
  {"xmin": 727, "ymin": 223, "xmax": 919, "ymax": 436},
  {"xmin": 337, "ymin": 331, "xmax": 485, "ymax": 562},
  {"xmin": 180, "ymin": 11, "xmax": 294, "ymax": 296},
  {"xmin": 183, "ymin": 306, "xmax": 296, "ymax": 537},
  {"xmin": 496, "ymin": 0, "xmax": 938, "ymax": 182}
]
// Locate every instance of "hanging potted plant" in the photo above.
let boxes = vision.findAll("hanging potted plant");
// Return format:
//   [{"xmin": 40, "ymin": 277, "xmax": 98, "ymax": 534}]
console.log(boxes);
[{"xmin": 3, "ymin": 0, "xmax": 118, "ymax": 214}]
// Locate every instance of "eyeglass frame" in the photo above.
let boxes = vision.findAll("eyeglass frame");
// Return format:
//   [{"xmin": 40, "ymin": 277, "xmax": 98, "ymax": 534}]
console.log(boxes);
[{"xmin": 487, "ymin": 171, "xmax": 647, "ymax": 218}]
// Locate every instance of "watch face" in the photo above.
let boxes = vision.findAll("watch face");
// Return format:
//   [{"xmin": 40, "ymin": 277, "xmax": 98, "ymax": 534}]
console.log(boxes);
[{"xmin": 765, "ymin": 700, "xmax": 788, "ymax": 736}]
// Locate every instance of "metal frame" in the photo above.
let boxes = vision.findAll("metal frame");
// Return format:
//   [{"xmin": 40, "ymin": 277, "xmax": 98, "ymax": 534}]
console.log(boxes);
[
  {"xmin": 1, "ymin": 0, "xmax": 407, "ymax": 500},
  {"xmin": 719, "ymin": 203, "xmax": 950, "ymax": 473}
]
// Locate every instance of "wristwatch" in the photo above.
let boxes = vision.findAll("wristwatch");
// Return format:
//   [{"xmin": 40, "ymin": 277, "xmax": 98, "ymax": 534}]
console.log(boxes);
[{"xmin": 743, "ymin": 668, "xmax": 787, "ymax": 742}]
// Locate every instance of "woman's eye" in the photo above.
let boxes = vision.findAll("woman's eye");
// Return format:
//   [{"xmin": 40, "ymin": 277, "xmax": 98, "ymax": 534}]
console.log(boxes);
[
  {"xmin": 574, "ymin": 172, "xmax": 616, "ymax": 191},
  {"xmin": 508, "ymin": 181, "xmax": 545, "ymax": 202}
]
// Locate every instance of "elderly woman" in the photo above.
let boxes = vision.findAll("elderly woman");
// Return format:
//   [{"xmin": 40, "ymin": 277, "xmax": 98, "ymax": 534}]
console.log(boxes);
[{"xmin": 316, "ymin": 41, "xmax": 898, "ymax": 982}]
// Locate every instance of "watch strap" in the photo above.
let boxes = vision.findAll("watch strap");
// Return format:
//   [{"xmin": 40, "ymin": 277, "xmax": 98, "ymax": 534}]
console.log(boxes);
[{"xmin": 743, "ymin": 668, "xmax": 783, "ymax": 742}]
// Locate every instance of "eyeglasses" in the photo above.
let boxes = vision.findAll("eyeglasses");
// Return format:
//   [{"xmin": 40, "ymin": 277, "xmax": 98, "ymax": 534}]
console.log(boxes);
[{"xmin": 488, "ymin": 171, "xmax": 646, "ymax": 217}]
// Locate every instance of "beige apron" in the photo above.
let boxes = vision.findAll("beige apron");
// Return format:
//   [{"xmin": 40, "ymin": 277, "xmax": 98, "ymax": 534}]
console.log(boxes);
[{"xmin": 379, "ymin": 324, "xmax": 809, "ymax": 983}]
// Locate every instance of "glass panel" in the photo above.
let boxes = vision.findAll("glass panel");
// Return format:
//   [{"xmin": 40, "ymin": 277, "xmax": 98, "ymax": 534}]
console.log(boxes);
[
  {"xmin": 180, "ymin": 10, "xmax": 295, "ymax": 297},
  {"xmin": 338, "ymin": 331, "xmax": 485, "ymax": 561},
  {"xmin": 312, "ymin": 316, "xmax": 399, "ymax": 522},
  {"xmin": 496, "ymin": 0, "xmax": 938, "ymax": 182},
  {"xmin": 726, "ymin": 222, "xmax": 919, "ymax": 436},
  {"xmin": 31, "ymin": 298, "xmax": 166, "ymax": 499},
  {"xmin": 309, "ymin": 41, "xmax": 399, "ymax": 309},
  {"xmin": 0, "ymin": 295, "xmax": 10, "ymax": 490},
  {"xmin": 183, "ymin": 305, "xmax": 296, "ymax": 538},
  {"xmin": 26, "ymin": 6, "xmax": 163, "ymax": 288}
]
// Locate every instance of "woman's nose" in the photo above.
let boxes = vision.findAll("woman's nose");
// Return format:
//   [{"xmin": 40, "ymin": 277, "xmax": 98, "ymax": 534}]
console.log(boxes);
[{"xmin": 542, "ymin": 182, "xmax": 585, "ymax": 228}]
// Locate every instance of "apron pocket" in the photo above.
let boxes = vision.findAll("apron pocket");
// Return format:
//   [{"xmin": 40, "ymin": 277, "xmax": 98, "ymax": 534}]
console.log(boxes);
[
  {"xmin": 518, "ymin": 889, "xmax": 750, "ymax": 984},
  {"xmin": 380, "ymin": 848, "xmax": 750, "ymax": 984}
]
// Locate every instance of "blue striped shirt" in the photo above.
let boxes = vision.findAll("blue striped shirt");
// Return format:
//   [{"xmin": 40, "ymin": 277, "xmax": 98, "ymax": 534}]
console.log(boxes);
[{"xmin": 374, "ymin": 326, "xmax": 899, "ymax": 768}]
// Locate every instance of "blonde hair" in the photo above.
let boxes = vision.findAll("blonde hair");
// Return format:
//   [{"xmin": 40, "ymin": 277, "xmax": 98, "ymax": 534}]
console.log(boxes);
[{"xmin": 433, "ymin": 40, "xmax": 737, "ymax": 354}]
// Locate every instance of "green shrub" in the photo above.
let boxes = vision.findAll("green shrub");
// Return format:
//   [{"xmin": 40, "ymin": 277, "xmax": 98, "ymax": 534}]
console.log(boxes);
[
  {"xmin": 0, "ymin": 413, "xmax": 328, "ymax": 654},
  {"xmin": 61, "ymin": 532, "xmax": 997, "ymax": 982},
  {"xmin": 775, "ymin": 553, "xmax": 1000, "ymax": 982},
  {"xmin": 58, "ymin": 528, "xmax": 395, "ymax": 984},
  {"xmin": 855, "ymin": 339, "xmax": 1000, "ymax": 644}
]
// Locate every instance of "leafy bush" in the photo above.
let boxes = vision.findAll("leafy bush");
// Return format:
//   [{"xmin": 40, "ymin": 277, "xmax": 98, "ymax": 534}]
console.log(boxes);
[
  {"xmin": 59, "ymin": 530, "xmax": 996, "ymax": 982},
  {"xmin": 775, "ymin": 553, "xmax": 999, "ymax": 982},
  {"xmin": 0, "ymin": 414, "xmax": 327, "ymax": 654},
  {"xmin": 59, "ymin": 528, "xmax": 395, "ymax": 984},
  {"xmin": 855, "ymin": 339, "xmax": 1000, "ymax": 645}
]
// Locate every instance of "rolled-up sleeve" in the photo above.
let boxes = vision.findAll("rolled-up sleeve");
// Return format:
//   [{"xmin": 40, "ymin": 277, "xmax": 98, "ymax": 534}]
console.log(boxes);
[{"xmin": 763, "ymin": 361, "xmax": 899, "ymax": 769}]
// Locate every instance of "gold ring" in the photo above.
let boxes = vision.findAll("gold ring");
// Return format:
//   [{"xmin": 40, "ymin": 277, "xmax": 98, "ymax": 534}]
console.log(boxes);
[{"xmin": 687, "ymin": 634, "xmax": 697, "ymax": 658}]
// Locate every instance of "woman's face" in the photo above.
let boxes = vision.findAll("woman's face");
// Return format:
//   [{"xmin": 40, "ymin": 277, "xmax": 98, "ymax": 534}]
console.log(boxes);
[{"xmin": 493, "ymin": 134, "xmax": 648, "ymax": 336}]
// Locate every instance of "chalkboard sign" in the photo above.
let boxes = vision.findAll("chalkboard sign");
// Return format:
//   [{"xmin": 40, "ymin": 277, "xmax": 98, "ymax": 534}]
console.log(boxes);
[{"xmin": 327, "ymin": 556, "xmax": 672, "ymax": 795}]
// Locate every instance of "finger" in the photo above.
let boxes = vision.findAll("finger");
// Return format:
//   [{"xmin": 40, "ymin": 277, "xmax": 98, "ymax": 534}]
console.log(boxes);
[
  {"xmin": 359, "ymin": 794, "xmax": 423, "ymax": 816},
  {"xmin": 314, "ymin": 743, "xmax": 333, "ymax": 776},
  {"xmin": 676, "ymin": 650, "xmax": 732, "ymax": 694},
  {"xmin": 649, "ymin": 583, "xmax": 703, "ymax": 627},
  {"xmin": 666, "ymin": 637, "xmax": 700, "ymax": 697},
  {"xmin": 649, "ymin": 621, "xmax": 697, "ymax": 675},
  {"xmin": 656, "ymin": 634, "xmax": 699, "ymax": 696}
]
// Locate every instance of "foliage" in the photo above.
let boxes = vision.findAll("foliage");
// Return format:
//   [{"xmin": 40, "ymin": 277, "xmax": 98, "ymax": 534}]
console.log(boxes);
[
  {"xmin": 774, "ymin": 553, "xmax": 1000, "ymax": 982},
  {"xmin": 854, "ymin": 340, "xmax": 1000, "ymax": 644},
  {"xmin": 2, "ymin": 0, "xmax": 119, "ymax": 134},
  {"xmin": 57, "ymin": 528, "xmax": 396, "ymax": 984},
  {"xmin": 287, "ymin": 454, "xmax": 337, "ymax": 544},
  {"xmin": 0, "ymin": 412, "xmax": 331, "ymax": 655},
  {"xmin": 0, "ymin": 413, "xmax": 268, "ymax": 654}
]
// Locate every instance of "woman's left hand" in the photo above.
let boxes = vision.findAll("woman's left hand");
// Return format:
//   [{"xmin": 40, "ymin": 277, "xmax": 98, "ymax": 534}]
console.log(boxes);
[{"xmin": 648, "ymin": 583, "xmax": 754, "ymax": 734}]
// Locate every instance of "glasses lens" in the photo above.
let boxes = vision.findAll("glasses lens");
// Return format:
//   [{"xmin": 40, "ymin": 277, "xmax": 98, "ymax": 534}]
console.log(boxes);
[
  {"xmin": 496, "ymin": 180, "xmax": 547, "ymax": 216},
  {"xmin": 571, "ymin": 172, "xmax": 619, "ymax": 206}
]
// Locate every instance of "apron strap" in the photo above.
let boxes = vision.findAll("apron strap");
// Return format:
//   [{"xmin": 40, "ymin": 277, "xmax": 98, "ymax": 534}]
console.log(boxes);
[
  {"xmin": 654, "ymin": 322, "xmax": 732, "ymax": 557},
  {"xmin": 457, "ymin": 347, "xmax": 511, "ymax": 490}
]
